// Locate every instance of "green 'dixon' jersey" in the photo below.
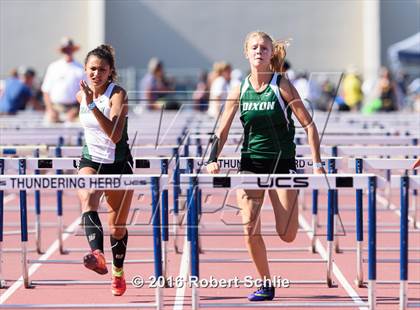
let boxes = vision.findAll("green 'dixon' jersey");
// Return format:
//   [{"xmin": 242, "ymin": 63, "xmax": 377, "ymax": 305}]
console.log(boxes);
[{"xmin": 239, "ymin": 73, "xmax": 296, "ymax": 159}]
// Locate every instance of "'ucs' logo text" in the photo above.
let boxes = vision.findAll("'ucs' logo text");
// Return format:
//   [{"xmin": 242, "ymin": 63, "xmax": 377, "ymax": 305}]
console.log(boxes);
[{"xmin": 257, "ymin": 177, "xmax": 309, "ymax": 188}]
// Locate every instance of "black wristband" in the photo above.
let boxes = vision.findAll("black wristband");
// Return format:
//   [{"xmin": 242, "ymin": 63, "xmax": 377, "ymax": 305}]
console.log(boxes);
[{"xmin": 207, "ymin": 135, "xmax": 220, "ymax": 164}]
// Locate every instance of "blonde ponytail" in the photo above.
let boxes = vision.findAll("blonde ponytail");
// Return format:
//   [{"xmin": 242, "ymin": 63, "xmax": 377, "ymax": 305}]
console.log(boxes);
[{"xmin": 270, "ymin": 39, "xmax": 291, "ymax": 73}]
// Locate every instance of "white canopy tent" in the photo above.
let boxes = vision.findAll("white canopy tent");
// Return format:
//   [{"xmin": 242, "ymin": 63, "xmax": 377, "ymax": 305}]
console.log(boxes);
[{"xmin": 388, "ymin": 32, "xmax": 420, "ymax": 75}]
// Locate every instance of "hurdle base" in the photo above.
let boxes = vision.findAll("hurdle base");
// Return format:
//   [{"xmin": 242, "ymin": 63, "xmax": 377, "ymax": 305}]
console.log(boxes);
[
  {"xmin": 326, "ymin": 278, "xmax": 333, "ymax": 288},
  {"xmin": 201, "ymin": 247, "xmax": 313, "ymax": 253},
  {"xmin": 59, "ymin": 248, "xmax": 69, "ymax": 255},
  {"xmin": 198, "ymin": 301, "xmax": 368, "ymax": 308},
  {"xmin": 354, "ymin": 279, "xmax": 367, "ymax": 288},
  {"xmin": 31, "ymin": 279, "xmax": 158, "ymax": 286},
  {"xmin": 0, "ymin": 303, "xmax": 158, "ymax": 309},
  {"xmin": 408, "ymin": 303, "xmax": 420, "ymax": 308}
]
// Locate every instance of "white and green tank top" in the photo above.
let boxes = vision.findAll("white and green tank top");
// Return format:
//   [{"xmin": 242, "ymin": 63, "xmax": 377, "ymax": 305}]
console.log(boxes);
[
  {"xmin": 239, "ymin": 73, "xmax": 295, "ymax": 159},
  {"xmin": 79, "ymin": 83, "xmax": 129, "ymax": 163}
]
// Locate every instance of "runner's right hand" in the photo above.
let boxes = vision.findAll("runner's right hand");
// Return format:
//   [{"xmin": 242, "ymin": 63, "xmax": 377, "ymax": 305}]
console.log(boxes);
[{"xmin": 206, "ymin": 162, "xmax": 220, "ymax": 174}]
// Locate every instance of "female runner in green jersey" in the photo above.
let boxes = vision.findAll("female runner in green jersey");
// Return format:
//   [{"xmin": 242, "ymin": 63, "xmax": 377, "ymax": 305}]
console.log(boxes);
[{"xmin": 206, "ymin": 31, "xmax": 325, "ymax": 301}]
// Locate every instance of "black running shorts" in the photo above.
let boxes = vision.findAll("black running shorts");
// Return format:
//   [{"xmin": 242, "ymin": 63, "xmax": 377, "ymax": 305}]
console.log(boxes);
[
  {"xmin": 239, "ymin": 157, "xmax": 297, "ymax": 174},
  {"xmin": 78, "ymin": 156, "xmax": 134, "ymax": 175}
]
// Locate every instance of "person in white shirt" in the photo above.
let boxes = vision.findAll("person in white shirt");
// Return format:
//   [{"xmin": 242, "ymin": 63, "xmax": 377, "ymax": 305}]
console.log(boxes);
[
  {"xmin": 230, "ymin": 68, "xmax": 243, "ymax": 89},
  {"xmin": 208, "ymin": 62, "xmax": 231, "ymax": 118},
  {"xmin": 42, "ymin": 37, "xmax": 84, "ymax": 123}
]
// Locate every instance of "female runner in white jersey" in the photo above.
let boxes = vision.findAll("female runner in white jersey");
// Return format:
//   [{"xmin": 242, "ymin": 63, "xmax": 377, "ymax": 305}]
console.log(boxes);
[
  {"xmin": 77, "ymin": 44, "xmax": 133, "ymax": 296},
  {"xmin": 207, "ymin": 31, "xmax": 325, "ymax": 301}
]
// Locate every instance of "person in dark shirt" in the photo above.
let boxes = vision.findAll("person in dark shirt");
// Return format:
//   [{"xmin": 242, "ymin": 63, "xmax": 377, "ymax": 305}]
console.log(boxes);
[{"xmin": 0, "ymin": 67, "xmax": 37, "ymax": 114}]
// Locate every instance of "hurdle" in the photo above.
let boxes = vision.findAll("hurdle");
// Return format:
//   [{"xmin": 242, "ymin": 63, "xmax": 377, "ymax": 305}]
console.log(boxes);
[
  {"xmin": 174, "ymin": 156, "xmax": 342, "ymax": 256},
  {"xmin": 173, "ymin": 157, "xmax": 350, "ymax": 289},
  {"xmin": 2, "ymin": 130, "xmax": 417, "ymax": 149},
  {"xmin": 47, "ymin": 145, "xmax": 189, "ymax": 158},
  {"xmin": 0, "ymin": 159, "xmax": 4, "ymax": 288},
  {"xmin": 0, "ymin": 157, "xmax": 174, "ymax": 278},
  {"xmin": 183, "ymin": 143, "xmax": 418, "ymax": 257},
  {"xmin": 0, "ymin": 173, "xmax": 166, "ymax": 309},
  {"xmin": 347, "ymin": 158, "xmax": 419, "ymax": 287},
  {"xmin": 299, "ymin": 145, "xmax": 419, "ymax": 251},
  {"xmin": 301, "ymin": 156, "xmax": 419, "ymax": 287},
  {"xmin": 391, "ymin": 175, "xmax": 420, "ymax": 310},
  {"xmin": 7, "ymin": 145, "xmax": 188, "ymax": 256},
  {"xmin": 349, "ymin": 158, "xmax": 419, "ymax": 226},
  {"xmin": 3, "ymin": 122, "xmax": 418, "ymax": 136},
  {"xmin": 0, "ymin": 146, "xmax": 49, "ymax": 157},
  {"xmin": 181, "ymin": 173, "xmax": 386, "ymax": 309}
]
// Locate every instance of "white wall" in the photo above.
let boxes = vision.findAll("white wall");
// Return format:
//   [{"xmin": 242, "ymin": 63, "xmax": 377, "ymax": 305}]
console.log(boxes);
[
  {"xmin": 5, "ymin": 0, "xmax": 416, "ymax": 82},
  {"xmin": 0, "ymin": 0, "xmax": 89, "ymax": 78},
  {"xmin": 105, "ymin": 0, "xmax": 364, "ymax": 73}
]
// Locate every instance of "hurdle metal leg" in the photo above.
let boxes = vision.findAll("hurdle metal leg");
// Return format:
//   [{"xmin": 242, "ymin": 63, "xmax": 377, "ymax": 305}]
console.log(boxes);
[
  {"xmin": 35, "ymin": 200, "xmax": 42, "ymax": 254},
  {"xmin": 0, "ymin": 232, "xmax": 4, "ymax": 288},
  {"xmin": 56, "ymin": 185, "xmax": 66, "ymax": 254},
  {"xmin": 173, "ymin": 148, "xmax": 182, "ymax": 254},
  {"xmin": 299, "ymin": 189, "xmax": 306, "ymax": 210},
  {"xmin": 20, "ymin": 192, "xmax": 30, "ymax": 288},
  {"xmin": 311, "ymin": 190, "xmax": 318, "ymax": 253},
  {"xmin": 18, "ymin": 159, "xmax": 31, "ymax": 288},
  {"xmin": 54, "ymin": 147, "xmax": 67, "ymax": 254},
  {"xmin": 188, "ymin": 176, "xmax": 199, "ymax": 310},
  {"xmin": 0, "ymin": 159, "xmax": 5, "ymax": 288},
  {"xmin": 412, "ymin": 191, "xmax": 417, "ymax": 229},
  {"xmin": 0, "ymin": 242, "xmax": 4, "ymax": 288},
  {"xmin": 385, "ymin": 168, "xmax": 391, "ymax": 209},
  {"xmin": 34, "ymin": 149, "xmax": 43, "ymax": 254},
  {"xmin": 152, "ymin": 177, "xmax": 163, "ymax": 310},
  {"xmin": 356, "ymin": 187, "xmax": 364, "ymax": 287},
  {"xmin": 333, "ymin": 190, "xmax": 342, "ymax": 253},
  {"xmin": 161, "ymin": 159, "xmax": 169, "ymax": 279},
  {"xmin": 354, "ymin": 158, "xmax": 364, "ymax": 287},
  {"xmin": 57, "ymin": 213, "xmax": 66, "ymax": 254},
  {"xmin": 368, "ymin": 176, "xmax": 377, "ymax": 310},
  {"xmin": 326, "ymin": 188, "xmax": 334, "ymax": 288},
  {"xmin": 400, "ymin": 176, "xmax": 409, "ymax": 310},
  {"xmin": 328, "ymin": 159, "xmax": 341, "ymax": 254},
  {"xmin": 411, "ymin": 169, "xmax": 417, "ymax": 229}
]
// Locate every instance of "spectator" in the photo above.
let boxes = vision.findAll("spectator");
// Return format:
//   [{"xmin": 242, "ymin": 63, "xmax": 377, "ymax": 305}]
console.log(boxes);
[
  {"xmin": 139, "ymin": 57, "xmax": 175, "ymax": 110},
  {"xmin": 192, "ymin": 70, "xmax": 209, "ymax": 111},
  {"xmin": 0, "ymin": 67, "xmax": 40, "ymax": 114},
  {"xmin": 377, "ymin": 67, "xmax": 398, "ymax": 111},
  {"xmin": 318, "ymin": 76, "xmax": 335, "ymax": 111},
  {"xmin": 207, "ymin": 61, "xmax": 223, "ymax": 88},
  {"xmin": 293, "ymin": 72, "xmax": 309, "ymax": 99},
  {"xmin": 41, "ymin": 37, "xmax": 84, "ymax": 123},
  {"xmin": 230, "ymin": 69, "xmax": 243, "ymax": 89},
  {"xmin": 342, "ymin": 65, "xmax": 363, "ymax": 111},
  {"xmin": 208, "ymin": 61, "xmax": 231, "ymax": 118},
  {"xmin": 283, "ymin": 60, "xmax": 296, "ymax": 82},
  {"xmin": 407, "ymin": 78, "xmax": 420, "ymax": 112}
]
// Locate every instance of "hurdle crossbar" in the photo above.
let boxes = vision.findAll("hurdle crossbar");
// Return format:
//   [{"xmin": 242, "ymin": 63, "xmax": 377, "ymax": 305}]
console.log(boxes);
[{"xmin": 180, "ymin": 173, "xmax": 383, "ymax": 310}]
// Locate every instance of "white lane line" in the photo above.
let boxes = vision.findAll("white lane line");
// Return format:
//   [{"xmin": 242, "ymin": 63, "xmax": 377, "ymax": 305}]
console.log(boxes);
[
  {"xmin": 4, "ymin": 194, "xmax": 16, "ymax": 204},
  {"xmin": 377, "ymin": 194, "xmax": 416, "ymax": 224},
  {"xmin": 299, "ymin": 214, "xmax": 368, "ymax": 310},
  {"xmin": 173, "ymin": 235, "xmax": 189, "ymax": 310},
  {"xmin": 0, "ymin": 216, "xmax": 81, "ymax": 303}
]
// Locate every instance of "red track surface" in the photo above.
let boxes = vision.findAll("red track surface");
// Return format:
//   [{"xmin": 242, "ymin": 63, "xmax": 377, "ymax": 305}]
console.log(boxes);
[{"xmin": 0, "ymin": 185, "xmax": 419, "ymax": 309}]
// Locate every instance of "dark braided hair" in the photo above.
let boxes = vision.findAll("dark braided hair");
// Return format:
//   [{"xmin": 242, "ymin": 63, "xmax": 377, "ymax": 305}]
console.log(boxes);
[{"xmin": 85, "ymin": 44, "xmax": 117, "ymax": 82}]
